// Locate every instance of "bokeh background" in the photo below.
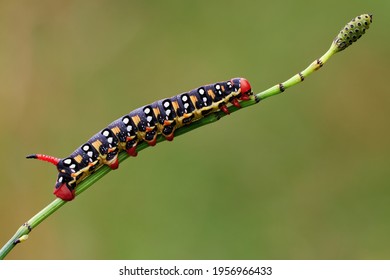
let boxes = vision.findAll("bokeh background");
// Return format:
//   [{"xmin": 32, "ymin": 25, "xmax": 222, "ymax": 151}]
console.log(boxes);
[{"xmin": 1, "ymin": 1, "xmax": 389, "ymax": 259}]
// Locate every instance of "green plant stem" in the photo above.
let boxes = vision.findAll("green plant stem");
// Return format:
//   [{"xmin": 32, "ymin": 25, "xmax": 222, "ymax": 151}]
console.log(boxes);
[{"xmin": 0, "ymin": 14, "xmax": 372, "ymax": 259}]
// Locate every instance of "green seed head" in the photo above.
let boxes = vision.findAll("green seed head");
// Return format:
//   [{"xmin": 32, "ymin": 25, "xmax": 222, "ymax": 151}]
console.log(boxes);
[{"xmin": 334, "ymin": 14, "xmax": 372, "ymax": 52}]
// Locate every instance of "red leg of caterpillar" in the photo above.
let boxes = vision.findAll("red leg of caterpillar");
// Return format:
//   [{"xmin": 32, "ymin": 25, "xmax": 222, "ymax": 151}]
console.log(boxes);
[
  {"xmin": 164, "ymin": 133, "xmax": 174, "ymax": 141},
  {"xmin": 220, "ymin": 105, "xmax": 230, "ymax": 115},
  {"xmin": 163, "ymin": 121, "xmax": 175, "ymax": 141},
  {"xmin": 53, "ymin": 184, "xmax": 75, "ymax": 201},
  {"xmin": 26, "ymin": 154, "xmax": 60, "ymax": 166},
  {"xmin": 231, "ymin": 98, "xmax": 241, "ymax": 108},
  {"xmin": 239, "ymin": 93, "xmax": 251, "ymax": 101},
  {"xmin": 147, "ymin": 138, "xmax": 157, "ymax": 146},
  {"xmin": 126, "ymin": 146, "xmax": 138, "ymax": 157},
  {"xmin": 108, "ymin": 156, "xmax": 119, "ymax": 170},
  {"xmin": 106, "ymin": 148, "xmax": 119, "ymax": 169}
]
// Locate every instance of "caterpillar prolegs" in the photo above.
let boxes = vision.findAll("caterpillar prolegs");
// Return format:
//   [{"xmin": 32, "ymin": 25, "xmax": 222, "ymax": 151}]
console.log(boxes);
[{"xmin": 28, "ymin": 78, "xmax": 253, "ymax": 201}]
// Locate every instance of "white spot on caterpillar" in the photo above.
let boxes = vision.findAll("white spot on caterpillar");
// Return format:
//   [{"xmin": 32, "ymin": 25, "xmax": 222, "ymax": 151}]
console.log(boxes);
[
  {"xmin": 64, "ymin": 158, "xmax": 72, "ymax": 165},
  {"xmin": 108, "ymin": 137, "xmax": 113, "ymax": 144},
  {"xmin": 146, "ymin": 116, "xmax": 153, "ymax": 123},
  {"xmin": 82, "ymin": 145, "xmax": 89, "ymax": 151},
  {"xmin": 203, "ymin": 97, "xmax": 208, "ymax": 103},
  {"xmin": 182, "ymin": 95, "xmax": 188, "ymax": 102},
  {"xmin": 215, "ymin": 84, "xmax": 221, "ymax": 90},
  {"xmin": 198, "ymin": 88, "xmax": 205, "ymax": 95},
  {"xmin": 123, "ymin": 117, "xmax": 129, "ymax": 124},
  {"xmin": 127, "ymin": 125, "xmax": 132, "ymax": 132},
  {"xmin": 103, "ymin": 130, "xmax": 110, "ymax": 137},
  {"xmin": 166, "ymin": 109, "xmax": 171, "ymax": 116},
  {"xmin": 58, "ymin": 176, "xmax": 63, "ymax": 183},
  {"xmin": 184, "ymin": 103, "xmax": 189, "ymax": 109},
  {"xmin": 87, "ymin": 151, "xmax": 93, "ymax": 157},
  {"xmin": 144, "ymin": 107, "xmax": 151, "ymax": 114},
  {"xmin": 69, "ymin": 164, "xmax": 76, "ymax": 169},
  {"xmin": 164, "ymin": 101, "xmax": 170, "ymax": 108}
]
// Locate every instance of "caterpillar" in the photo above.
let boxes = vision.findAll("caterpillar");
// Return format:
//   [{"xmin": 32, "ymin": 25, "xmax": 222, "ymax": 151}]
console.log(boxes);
[{"xmin": 28, "ymin": 78, "xmax": 253, "ymax": 201}]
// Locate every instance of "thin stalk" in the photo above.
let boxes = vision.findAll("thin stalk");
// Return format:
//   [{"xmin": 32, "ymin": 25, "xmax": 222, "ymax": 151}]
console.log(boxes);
[{"xmin": 0, "ymin": 14, "xmax": 372, "ymax": 259}]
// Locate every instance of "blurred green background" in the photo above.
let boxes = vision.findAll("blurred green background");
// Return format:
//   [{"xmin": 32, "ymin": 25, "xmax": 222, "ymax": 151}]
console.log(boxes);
[{"xmin": 1, "ymin": 1, "xmax": 389, "ymax": 259}]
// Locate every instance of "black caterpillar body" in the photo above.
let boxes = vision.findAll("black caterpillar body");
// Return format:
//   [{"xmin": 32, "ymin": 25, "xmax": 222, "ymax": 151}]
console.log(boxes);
[{"xmin": 28, "ymin": 78, "xmax": 253, "ymax": 200}]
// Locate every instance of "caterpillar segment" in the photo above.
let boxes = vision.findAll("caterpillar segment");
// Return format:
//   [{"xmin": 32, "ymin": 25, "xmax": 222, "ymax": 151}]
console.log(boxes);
[{"xmin": 27, "ymin": 78, "xmax": 253, "ymax": 201}]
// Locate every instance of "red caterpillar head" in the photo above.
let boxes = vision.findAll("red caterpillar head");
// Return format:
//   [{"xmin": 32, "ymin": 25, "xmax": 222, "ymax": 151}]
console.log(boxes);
[
  {"xmin": 231, "ymin": 78, "xmax": 252, "ymax": 101},
  {"xmin": 238, "ymin": 78, "xmax": 252, "ymax": 100}
]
